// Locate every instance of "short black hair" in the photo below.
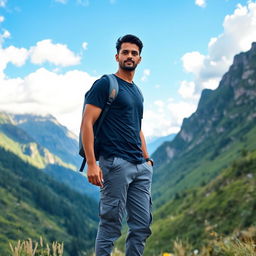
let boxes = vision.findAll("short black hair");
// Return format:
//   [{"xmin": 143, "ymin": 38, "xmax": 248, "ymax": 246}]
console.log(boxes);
[{"xmin": 116, "ymin": 34, "xmax": 143, "ymax": 54}]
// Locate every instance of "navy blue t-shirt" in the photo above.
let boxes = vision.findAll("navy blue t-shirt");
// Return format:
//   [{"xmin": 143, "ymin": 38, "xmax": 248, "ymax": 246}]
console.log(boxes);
[{"xmin": 85, "ymin": 75, "xmax": 144, "ymax": 164}]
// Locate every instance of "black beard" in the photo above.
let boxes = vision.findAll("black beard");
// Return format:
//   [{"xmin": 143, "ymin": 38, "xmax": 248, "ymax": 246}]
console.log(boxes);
[{"xmin": 120, "ymin": 62, "xmax": 137, "ymax": 71}]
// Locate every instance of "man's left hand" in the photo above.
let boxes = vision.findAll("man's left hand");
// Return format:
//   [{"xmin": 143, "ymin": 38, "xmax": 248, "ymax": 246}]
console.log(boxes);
[{"xmin": 147, "ymin": 160, "xmax": 153, "ymax": 166}]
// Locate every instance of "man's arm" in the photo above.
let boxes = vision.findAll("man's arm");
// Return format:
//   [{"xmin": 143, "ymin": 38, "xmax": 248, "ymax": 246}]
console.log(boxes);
[
  {"xmin": 80, "ymin": 104, "xmax": 103, "ymax": 187},
  {"xmin": 140, "ymin": 130, "xmax": 152, "ymax": 166}
]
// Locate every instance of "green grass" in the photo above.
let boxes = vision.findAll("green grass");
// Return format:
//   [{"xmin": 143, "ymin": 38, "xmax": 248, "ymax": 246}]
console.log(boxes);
[{"xmin": 139, "ymin": 149, "xmax": 256, "ymax": 255}]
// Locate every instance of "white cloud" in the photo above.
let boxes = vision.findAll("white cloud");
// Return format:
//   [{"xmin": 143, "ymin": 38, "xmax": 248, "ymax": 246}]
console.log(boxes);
[
  {"xmin": 181, "ymin": 2, "xmax": 256, "ymax": 97},
  {"xmin": 0, "ymin": 16, "xmax": 4, "ymax": 22},
  {"xmin": 0, "ymin": 38, "xmax": 81, "ymax": 72},
  {"xmin": 181, "ymin": 51, "xmax": 205, "ymax": 74},
  {"xmin": 29, "ymin": 39, "xmax": 81, "ymax": 67},
  {"xmin": 0, "ymin": 34, "xmax": 93, "ymax": 134},
  {"xmin": 154, "ymin": 100, "xmax": 164, "ymax": 112},
  {"xmin": 0, "ymin": 0, "xmax": 7, "ymax": 8},
  {"xmin": 178, "ymin": 81, "xmax": 200, "ymax": 100},
  {"xmin": 0, "ymin": 29, "xmax": 10, "ymax": 47},
  {"xmin": 195, "ymin": 0, "xmax": 206, "ymax": 8},
  {"xmin": 141, "ymin": 69, "xmax": 150, "ymax": 82},
  {"xmin": 4, "ymin": 46, "xmax": 29, "ymax": 67},
  {"xmin": 0, "ymin": 29, "xmax": 10, "ymax": 42},
  {"xmin": 167, "ymin": 100, "xmax": 197, "ymax": 126},
  {"xmin": 82, "ymin": 41, "xmax": 88, "ymax": 50},
  {"xmin": 0, "ymin": 45, "xmax": 29, "ymax": 79},
  {"xmin": 0, "ymin": 67, "xmax": 97, "ymax": 134},
  {"xmin": 142, "ymin": 98, "xmax": 197, "ymax": 137}
]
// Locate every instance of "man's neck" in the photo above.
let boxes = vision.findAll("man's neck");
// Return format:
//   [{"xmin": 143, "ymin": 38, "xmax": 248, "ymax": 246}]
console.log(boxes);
[{"xmin": 115, "ymin": 70, "xmax": 135, "ymax": 83}]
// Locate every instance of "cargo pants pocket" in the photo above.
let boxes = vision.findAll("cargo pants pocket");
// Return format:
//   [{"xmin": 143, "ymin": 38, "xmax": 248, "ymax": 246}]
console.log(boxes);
[
  {"xmin": 149, "ymin": 197, "xmax": 153, "ymax": 225},
  {"xmin": 99, "ymin": 196, "xmax": 120, "ymax": 222}
]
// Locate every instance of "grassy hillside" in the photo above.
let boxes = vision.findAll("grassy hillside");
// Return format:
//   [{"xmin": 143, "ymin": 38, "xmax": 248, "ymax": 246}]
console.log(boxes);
[
  {"xmin": 142, "ymin": 149, "xmax": 256, "ymax": 255},
  {"xmin": 0, "ymin": 147, "xmax": 98, "ymax": 256},
  {"xmin": 152, "ymin": 122, "xmax": 256, "ymax": 208}
]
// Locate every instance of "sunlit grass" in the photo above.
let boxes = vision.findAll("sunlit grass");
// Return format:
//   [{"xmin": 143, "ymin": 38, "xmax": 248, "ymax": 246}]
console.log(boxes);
[
  {"xmin": 111, "ymin": 227, "xmax": 256, "ymax": 256},
  {"xmin": 164, "ymin": 226, "xmax": 256, "ymax": 256},
  {"xmin": 9, "ymin": 237, "xmax": 64, "ymax": 256}
]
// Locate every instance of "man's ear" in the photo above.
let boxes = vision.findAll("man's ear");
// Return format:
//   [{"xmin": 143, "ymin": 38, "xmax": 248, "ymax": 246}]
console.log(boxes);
[
  {"xmin": 115, "ymin": 53, "xmax": 119, "ymax": 62},
  {"xmin": 138, "ymin": 56, "xmax": 142, "ymax": 64}
]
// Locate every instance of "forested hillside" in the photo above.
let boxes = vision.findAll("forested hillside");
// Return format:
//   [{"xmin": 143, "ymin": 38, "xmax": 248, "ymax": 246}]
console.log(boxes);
[{"xmin": 0, "ymin": 147, "xmax": 98, "ymax": 256}]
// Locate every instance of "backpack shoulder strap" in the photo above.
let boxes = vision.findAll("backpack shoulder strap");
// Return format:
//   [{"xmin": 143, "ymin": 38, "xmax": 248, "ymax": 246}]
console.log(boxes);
[
  {"xmin": 93, "ymin": 74, "xmax": 119, "ymax": 138},
  {"xmin": 105, "ymin": 74, "xmax": 119, "ymax": 103}
]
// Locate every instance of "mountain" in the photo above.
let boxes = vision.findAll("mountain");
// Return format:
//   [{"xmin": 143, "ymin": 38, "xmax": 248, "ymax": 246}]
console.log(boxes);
[
  {"xmin": 0, "ymin": 112, "xmax": 99, "ymax": 200},
  {"xmin": 0, "ymin": 147, "xmax": 98, "ymax": 256},
  {"xmin": 146, "ymin": 133, "xmax": 176, "ymax": 155},
  {"xmin": 152, "ymin": 42, "xmax": 256, "ymax": 206},
  {"xmin": 11, "ymin": 114, "xmax": 80, "ymax": 168}
]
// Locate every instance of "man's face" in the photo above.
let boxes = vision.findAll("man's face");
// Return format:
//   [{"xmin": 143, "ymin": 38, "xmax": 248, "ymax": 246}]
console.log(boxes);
[{"xmin": 115, "ymin": 42, "xmax": 141, "ymax": 71}]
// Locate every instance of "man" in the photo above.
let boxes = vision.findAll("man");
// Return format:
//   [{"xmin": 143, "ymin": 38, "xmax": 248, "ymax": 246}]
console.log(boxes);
[{"xmin": 80, "ymin": 34, "xmax": 153, "ymax": 256}]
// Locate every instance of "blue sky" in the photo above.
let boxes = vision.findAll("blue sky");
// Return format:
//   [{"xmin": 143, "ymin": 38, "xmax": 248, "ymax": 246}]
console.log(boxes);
[{"xmin": 0, "ymin": 0, "xmax": 255, "ymax": 139}]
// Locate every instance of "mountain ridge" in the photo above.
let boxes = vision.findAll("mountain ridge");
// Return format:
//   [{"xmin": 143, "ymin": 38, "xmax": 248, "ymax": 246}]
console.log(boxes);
[{"xmin": 151, "ymin": 42, "xmax": 256, "ymax": 206}]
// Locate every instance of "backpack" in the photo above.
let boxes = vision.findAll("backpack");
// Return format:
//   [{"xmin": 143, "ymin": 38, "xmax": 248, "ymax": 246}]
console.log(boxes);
[{"xmin": 78, "ymin": 74, "xmax": 119, "ymax": 172}]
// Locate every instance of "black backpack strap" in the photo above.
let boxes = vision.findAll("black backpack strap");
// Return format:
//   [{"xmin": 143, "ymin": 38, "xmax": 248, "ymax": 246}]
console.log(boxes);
[
  {"xmin": 79, "ymin": 158, "xmax": 86, "ymax": 172},
  {"xmin": 79, "ymin": 74, "xmax": 119, "ymax": 172}
]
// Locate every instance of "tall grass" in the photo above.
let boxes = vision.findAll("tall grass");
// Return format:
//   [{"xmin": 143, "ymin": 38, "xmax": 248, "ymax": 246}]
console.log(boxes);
[
  {"xmin": 9, "ymin": 237, "xmax": 64, "ymax": 256},
  {"xmin": 169, "ymin": 226, "xmax": 256, "ymax": 256},
  {"xmin": 9, "ymin": 227, "xmax": 255, "ymax": 256}
]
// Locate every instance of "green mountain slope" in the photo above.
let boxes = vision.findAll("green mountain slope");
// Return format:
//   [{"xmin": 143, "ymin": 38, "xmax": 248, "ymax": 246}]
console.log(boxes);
[
  {"xmin": 0, "ymin": 147, "xmax": 98, "ymax": 256},
  {"xmin": 0, "ymin": 117, "xmax": 74, "ymax": 170},
  {"xmin": 143, "ymin": 149, "xmax": 256, "ymax": 255},
  {"xmin": 11, "ymin": 114, "xmax": 80, "ymax": 168},
  {"xmin": 152, "ymin": 42, "xmax": 256, "ymax": 206},
  {"xmin": 0, "ymin": 112, "xmax": 99, "ymax": 200}
]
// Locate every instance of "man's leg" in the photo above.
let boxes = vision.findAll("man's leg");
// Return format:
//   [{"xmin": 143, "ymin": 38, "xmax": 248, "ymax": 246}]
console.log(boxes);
[
  {"xmin": 95, "ymin": 157, "xmax": 134, "ymax": 256},
  {"xmin": 125, "ymin": 162, "xmax": 153, "ymax": 256}
]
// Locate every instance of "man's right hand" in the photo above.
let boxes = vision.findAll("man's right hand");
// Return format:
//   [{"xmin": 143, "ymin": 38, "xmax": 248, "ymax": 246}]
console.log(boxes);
[{"xmin": 87, "ymin": 163, "xmax": 103, "ymax": 187}]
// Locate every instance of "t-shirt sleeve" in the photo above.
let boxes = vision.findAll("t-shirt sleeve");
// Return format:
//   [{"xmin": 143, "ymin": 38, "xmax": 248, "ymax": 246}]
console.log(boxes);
[{"xmin": 85, "ymin": 76, "xmax": 109, "ymax": 109}]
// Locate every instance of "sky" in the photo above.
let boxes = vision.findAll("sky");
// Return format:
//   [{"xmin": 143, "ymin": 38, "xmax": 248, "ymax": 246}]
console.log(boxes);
[{"xmin": 1, "ymin": 0, "xmax": 256, "ymax": 140}]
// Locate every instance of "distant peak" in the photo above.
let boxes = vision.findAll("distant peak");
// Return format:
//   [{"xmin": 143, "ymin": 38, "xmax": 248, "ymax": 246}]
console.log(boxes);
[{"xmin": 251, "ymin": 42, "xmax": 256, "ymax": 52}]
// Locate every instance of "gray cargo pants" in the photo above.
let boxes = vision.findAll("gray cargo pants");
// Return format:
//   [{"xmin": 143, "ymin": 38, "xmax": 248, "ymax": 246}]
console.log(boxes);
[{"xmin": 95, "ymin": 156, "xmax": 153, "ymax": 256}]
